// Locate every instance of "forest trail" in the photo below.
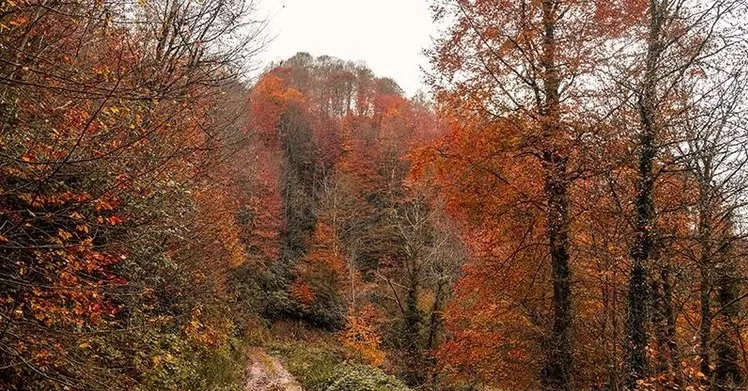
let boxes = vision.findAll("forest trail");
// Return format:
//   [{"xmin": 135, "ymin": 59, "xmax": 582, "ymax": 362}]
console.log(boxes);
[{"xmin": 245, "ymin": 348, "xmax": 303, "ymax": 391}]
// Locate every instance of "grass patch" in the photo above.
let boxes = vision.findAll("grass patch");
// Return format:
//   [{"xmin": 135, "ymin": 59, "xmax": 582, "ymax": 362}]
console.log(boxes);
[
  {"xmin": 268, "ymin": 340, "xmax": 345, "ymax": 391},
  {"xmin": 262, "ymin": 322, "xmax": 411, "ymax": 391},
  {"xmin": 198, "ymin": 337, "xmax": 249, "ymax": 391},
  {"xmin": 326, "ymin": 364, "xmax": 411, "ymax": 391}
]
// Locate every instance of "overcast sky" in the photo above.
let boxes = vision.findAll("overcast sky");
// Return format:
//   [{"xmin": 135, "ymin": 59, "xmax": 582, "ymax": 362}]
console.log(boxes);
[{"xmin": 256, "ymin": 0, "xmax": 436, "ymax": 97}]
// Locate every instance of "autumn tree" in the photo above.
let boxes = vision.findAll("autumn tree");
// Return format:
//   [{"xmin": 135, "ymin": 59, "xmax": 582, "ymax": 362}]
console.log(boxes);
[
  {"xmin": 426, "ymin": 0, "xmax": 642, "ymax": 388},
  {"xmin": 675, "ymin": 46, "xmax": 748, "ymax": 390},
  {"xmin": 0, "ymin": 0, "xmax": 264, "ymax": 388},
  {"xmin": 605, "ymin": 0, "xmax": 748, "ymax": 386}
]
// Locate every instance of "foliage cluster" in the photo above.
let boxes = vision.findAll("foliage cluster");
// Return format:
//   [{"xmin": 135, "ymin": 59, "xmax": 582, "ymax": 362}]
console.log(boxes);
[{"xmin": 0, "ymin": 0, "xmax": 263, "ymax": 389}]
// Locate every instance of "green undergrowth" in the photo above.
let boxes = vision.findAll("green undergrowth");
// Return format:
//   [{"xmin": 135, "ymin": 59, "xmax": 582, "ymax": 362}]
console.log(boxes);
[
  {"xmin": 253, "ymin": 321, "xmax": 412, "ymax": 391},
  {"xmin": 134, "ymin": 334, "xmax": 249, "ymax": 391}
]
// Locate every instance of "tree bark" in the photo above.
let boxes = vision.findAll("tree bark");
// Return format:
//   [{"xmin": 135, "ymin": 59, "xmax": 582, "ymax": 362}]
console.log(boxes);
[
  {"xmin": 651, "ymin": 264, "xmax": 681, "ymax": 387},
  {"xmin": 403, "ymin": 272, "xmax": 425, "ymax": 385},
  {"xmin": 539, "ymin": 2, "xmax": 574, "ymax": 390},
  {"xmin": 427, "ymin": 282, "xmax": 446, "ymax": 351},
  {"xmin": 714, "ymin": 260, "xmax": 744, "ymax": 390},
  {"xmin": 541, "ymin": 156, "xmax": 574, "ymax": 391},
  {"xmin": 627, "ymin": 1, "xmax": 664, "ymax": 386},
  {"xmin": 699, "ymin": 266, "xmax": 713, "ymax": 381}
]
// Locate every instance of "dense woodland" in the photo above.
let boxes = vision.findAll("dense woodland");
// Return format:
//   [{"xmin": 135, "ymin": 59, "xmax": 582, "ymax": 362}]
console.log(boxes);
[{"xmin": 2, "ymin": 0, "xmax": 748, "ymax": 391}]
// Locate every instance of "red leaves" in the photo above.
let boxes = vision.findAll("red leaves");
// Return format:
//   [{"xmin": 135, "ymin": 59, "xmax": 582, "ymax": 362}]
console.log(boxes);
[
  {"xmin": 249, "ymin": 73, "xmax": 308, "ymax": 146},
  {"xmin": 594, "ymin": 0, "xmax": 648, "ymax": 35},
  {"xmin": 291, "ymin": 221, "xmax": 348, "ymax": 307},
  {"xmin": 100, "ymin": 216, "xmax": 124, "ymax": 225},
  {"xmin": 289, "ymin": 282, "xmax": 316, "ymax": 305}
]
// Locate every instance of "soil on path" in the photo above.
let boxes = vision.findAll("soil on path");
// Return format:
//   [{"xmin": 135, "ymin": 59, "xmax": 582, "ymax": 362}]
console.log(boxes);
[{"xmin": 245, "ymin": 348, "xmax": 303, "ymax": 391}]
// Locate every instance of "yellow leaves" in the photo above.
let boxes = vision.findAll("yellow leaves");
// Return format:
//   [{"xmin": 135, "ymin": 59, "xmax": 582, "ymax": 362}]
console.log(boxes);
[
  {"xmin": 184, "ymin": 308, "xmax": 224, "ymax": 347},
  {"xmin": 34, "ymin": 348, "xmax": 51, "ymax": 362},
  {"xmin": 92, "ymin": 64, "xmax": 109, "ymax": 75},
  {"xmin": 33, "ymin": 309, "xmax": 46, "ymax": 322},
  {"xmin": 228, "ymin": 243, "xmax": 245, "ymax": 268},
  {"xmin": 3, "ymin": 166, "xmax": 26, "ymax": 179},
  {"xmin": 57, "ymin": 229, "xmax": 73, "ymax": 241},
  {"xmin": 94, "ymin": 199, "xmax": 115, "ymax": 211},
  {"xmin": 8, "ymin": 15, "xmax": 28, "ymax": 27},
  {"xmin": 17, "ymin": 265, "xmax": 28, "ymax": 277},
  {"xmin": 97, "ymin": 216, "xmax": 123, "ymax": 225},
  {"xmin": 342, "ymin": 305, "xmax": 386, "ymax": 367},
  {"xmin": 76, "ymin": 224, "xmax": 90, "ymax": 234},
  {"xmin": 151, "ymin": 354, "xmax": 171, "ymax": 367},
  {"xmin": 19, "ymin": 191, "xmax": 92, "ymax": 209},
  {"xmin": 17, "ymin": 192, "xmax": 41, "ymax": 208}
]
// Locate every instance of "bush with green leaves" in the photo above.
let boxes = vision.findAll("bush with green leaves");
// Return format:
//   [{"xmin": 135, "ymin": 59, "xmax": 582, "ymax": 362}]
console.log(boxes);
[
  {"xmin": 274, "ymin": 338, "xmax": 412, "ymax": 391},
  {"xmin": 326, "ymin": 364, "xmax": 412, "ymax": 391},
  {"xmin": 273, "ymin": 342, "xmax": 342, "ymax": 391}
]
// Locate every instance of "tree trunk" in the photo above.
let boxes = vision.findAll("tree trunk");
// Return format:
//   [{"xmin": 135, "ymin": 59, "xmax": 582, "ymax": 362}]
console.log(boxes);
[
  {"xmin": 627, "ymin": 261, "xmax": 650, "ymax": 388},
  {"xmin": 651, "ymin": 264, "xmax": 681, "ymax": 387},
  {"xmin": 539, "ymin": 2, "xmax": 574, "ymax": 390},
  {"xmin": 426, "ymin": 281, "xmax": 447, "ymax": 386},
  {"xmin": 427, "ymin": 282, "xmax": 446, "ymax": 351},
  {"xmin": 714, "ymin": 263, "xmax": 743, "ymax": 390},
  {"xmin": 541, "ymin": 151, "xmax": 574, "ymax": 391},
  {"xmin": 697, "ymin": 178, "xmax": 715, "ymax": 382},
  {"xmin": 628, "ymin": 83, "xmax": 656, "ymax": 387},
  {"xmin": 700, "ymin": 266, "xmax": 713, "ymax": 381},
  {"xmin": 662, "ymin": 267, "xmax": 679, "ymax": 379},
  {"xmin": 404, "ymin": 273, "xmax": 425, "ymax": 386},
  {"xmin": 405, "ymin": 278, "xmax": 421, "ymax": 349},
  {"xmin": 651, "ymin": 271, "xmax": 669, "ymax": 375},
  {"xmin": 627, "ymin": 1, "xmax": 664, "ymax": 386}
]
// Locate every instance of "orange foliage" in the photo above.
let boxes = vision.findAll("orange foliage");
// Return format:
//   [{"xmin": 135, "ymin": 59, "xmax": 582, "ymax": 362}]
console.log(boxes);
[
  {"xmin": 342, "ymin": 304, "xmax": 386, "ymax": 367},
  {"xmin": 292, "ymin": 221, "xmax": 348, "ymax": 303}
]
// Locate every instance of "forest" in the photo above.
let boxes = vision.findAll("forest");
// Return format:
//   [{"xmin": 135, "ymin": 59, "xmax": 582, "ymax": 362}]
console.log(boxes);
[{"xmin": 1, "ymin": 0, "xmax": 748, "ymax": 390}]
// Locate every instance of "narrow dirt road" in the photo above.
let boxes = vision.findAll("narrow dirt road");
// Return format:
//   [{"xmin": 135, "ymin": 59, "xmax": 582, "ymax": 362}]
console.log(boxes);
[{"xmin": 245, "ymin": 348, "xmax": 303, "ymax": 391}]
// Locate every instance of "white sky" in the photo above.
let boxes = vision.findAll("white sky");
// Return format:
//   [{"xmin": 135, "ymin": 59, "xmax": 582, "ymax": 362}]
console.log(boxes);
[{"xmin": 256, "ymin": 0, "xmax": 436, "ymax": 97}]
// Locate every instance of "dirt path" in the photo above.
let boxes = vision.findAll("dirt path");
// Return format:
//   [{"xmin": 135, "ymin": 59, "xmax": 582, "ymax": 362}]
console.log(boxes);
[{"xmin": 245, "ymin": 348, "xmax": 303, "ymax": 391}]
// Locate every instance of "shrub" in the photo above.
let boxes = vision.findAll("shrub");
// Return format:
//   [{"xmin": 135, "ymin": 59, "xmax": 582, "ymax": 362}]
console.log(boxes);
[
  {"xmin": 327, "ymin": 364, "xmax": 412, "ymax": 391},
  {"xmin": 274, "ymin": 343, "xmax": 342, "ymax": 391}
]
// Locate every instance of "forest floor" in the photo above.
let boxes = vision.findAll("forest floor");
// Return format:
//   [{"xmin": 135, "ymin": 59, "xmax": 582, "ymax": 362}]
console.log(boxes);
[{"xmin": 245, "ymin": 347, "xmax": 303, "ymax": 391}]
